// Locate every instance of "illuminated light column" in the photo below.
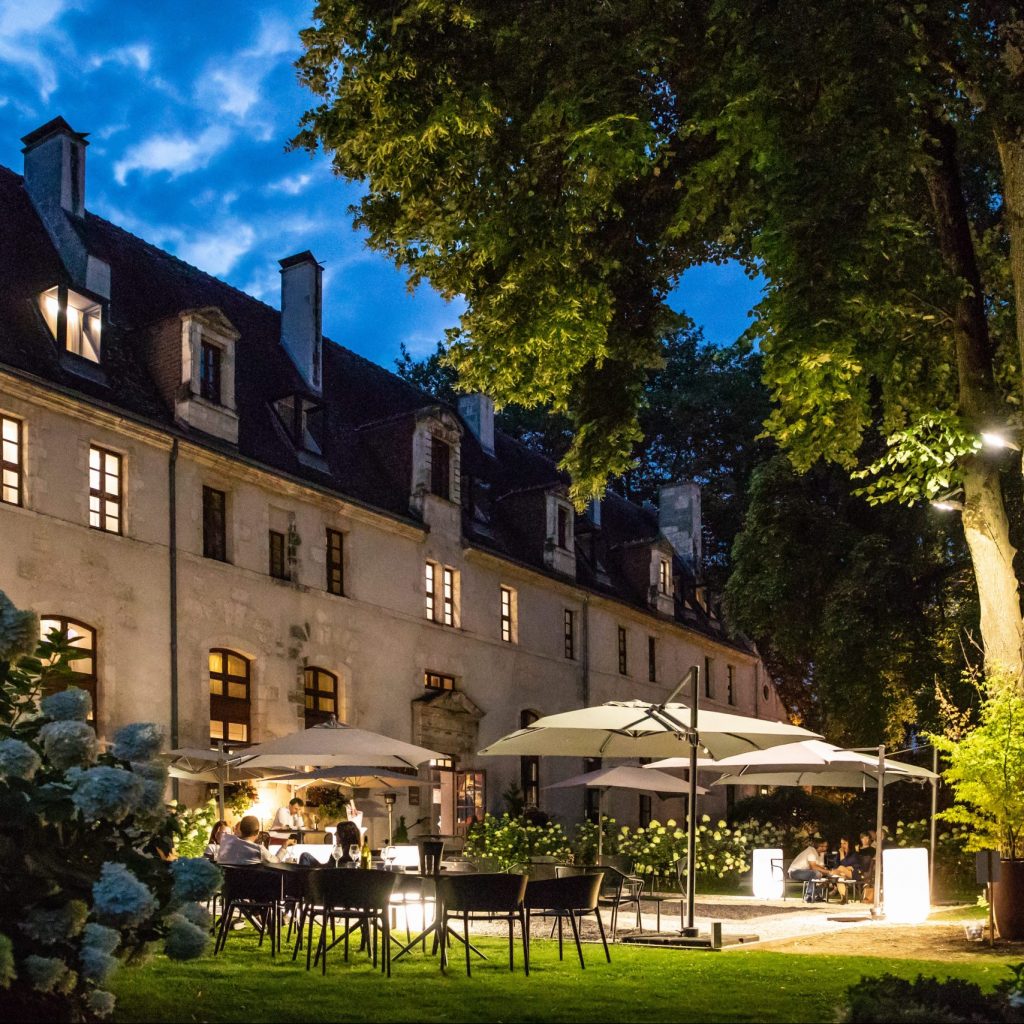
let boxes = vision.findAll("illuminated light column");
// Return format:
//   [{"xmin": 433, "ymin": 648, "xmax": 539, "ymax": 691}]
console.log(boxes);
[
  {"xmin": 753, "ymin": 848, "xmax": 784, "ymax": 899},
  {"xmin": 882, "ymin": 848, "xmax": 930, "ymax": 923}
]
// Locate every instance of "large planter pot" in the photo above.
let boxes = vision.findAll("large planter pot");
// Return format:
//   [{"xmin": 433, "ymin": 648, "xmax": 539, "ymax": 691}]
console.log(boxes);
[{"xmin": 993, "ymin": 859, "xmax": 1024, "ymax": 941}]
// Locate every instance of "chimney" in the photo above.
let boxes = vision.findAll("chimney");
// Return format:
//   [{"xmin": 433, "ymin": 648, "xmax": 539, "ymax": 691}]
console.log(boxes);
[
  {"xmin": 457, "ymin": 393, "xmax": 495, "ymax": 455},
  {"xmin": 658, "ymin": 481, "xmax": 702, "ymax": 574},
  {"xmin": 21, "ymin": 116, "xmax": 110, "ymax": 299},
  {"xmin": 279, "ymin": 251, "xmax": 323, "ymax": 395}
]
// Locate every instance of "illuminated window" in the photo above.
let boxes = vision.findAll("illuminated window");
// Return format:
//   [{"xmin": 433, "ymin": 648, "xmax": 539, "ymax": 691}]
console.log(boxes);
[
  {"xmin": 304, "ymin": 666, "xmax": 339, "ymax": 727},
  {"xmin": 648, "ymin": 636, "xmax": 657, "ymax": 683},
  {"xmin": 88, "ymin": 446, "xmax": 122, "ymax": 534},
  {"xmin": 424, "ymin": 671, "xmax": 455, "ymax": 691},
  {"xmin": 425, "ymin": 561, "xmax": 458, "ymax": 626},
  {"xmin": 442, "ymin": 567, "xmax": 456, "ymax": 626},
  {"xmin": 40, "ymin": 285, "xmax": 102, "ymax": 363},
  {"xmin": 269, "ymin": 530, "xmax": 288, "ymax": 580},
  {"xmin": 326, "ymin": 528, "xmax": 344, "ymax": 595},
  {"xmin": 425, "ymin": 561, "xmax": 436, "ymax": 621},
  {"xmin": 39, "ymin": 616, "xmax": 98, "ymax": 724},
  {"xmin": 617, "ymin": 626, "xmax": 628, "ymax": 676},
  {"xmin": 209, "ymin": 648, "xmax": 251, "ymax": 746},
  {"xmin": 564, "ymin": 609, "xmax": 575, "ymax": 660},
  {"xmin": 658, "ymin": 558, "xmax": 671, "ymax": 595},
  {"xmin": 1, "ymin": 415, "xmax": 23, "ymax": 506},
  {"xmin": 500, "ymin": 585, "xmax": 517, "ymax": 643},
  {"xmin": 199, "ymin": 341, "xmax": 222, "ymax": 404}
]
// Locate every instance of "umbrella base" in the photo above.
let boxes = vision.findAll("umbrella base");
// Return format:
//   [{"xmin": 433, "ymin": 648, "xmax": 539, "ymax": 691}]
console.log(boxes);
[{"xmin": 621, "ymin": 932, "xmax": 758, "ymax": 949}]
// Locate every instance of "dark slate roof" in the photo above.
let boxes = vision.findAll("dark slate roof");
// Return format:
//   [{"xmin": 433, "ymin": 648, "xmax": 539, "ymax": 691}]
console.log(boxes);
[{"xmin": 0, "ymin": 163, "xmax": 750, "ymax": 652}]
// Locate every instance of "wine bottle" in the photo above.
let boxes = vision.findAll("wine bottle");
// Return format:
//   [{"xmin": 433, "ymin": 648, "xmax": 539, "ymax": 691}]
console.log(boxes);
[{"xmin": 360, "ymin": 837, "xmax": 372, "ymax": 869}]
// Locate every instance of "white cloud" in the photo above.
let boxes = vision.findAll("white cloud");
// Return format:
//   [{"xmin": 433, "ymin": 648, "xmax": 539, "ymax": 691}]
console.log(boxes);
[
  {"xmin": 176, "ymin": 224, "xmax": 256, "ymax": 278},
  {"xmin": 88, "ymin": 44, "xmax": 151, "ymax": 73},
  {"xmin": 0, "ymin": 0, "xmax": 69, "ymax": 100},
  {"xmin": 113, "ymin": 125, "xmax": 231, "ymax": 184},
  {"xmin": 267, "ymin": 172, "xmax": 313, "ymax": 196},
  {"xmin": 202, "ymin": 67, "xmax": 261, "ymax": 118}
]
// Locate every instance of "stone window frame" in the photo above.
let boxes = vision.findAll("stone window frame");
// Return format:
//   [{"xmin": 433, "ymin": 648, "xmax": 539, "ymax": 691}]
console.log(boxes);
[
  {"xmin": 39, "ymin": 616, "xmax": 98, "ymax": 726},
  {"xmin": 304, "ymin": 666, "xmax": 340, "ymax": 727},
  {"xmin": 209, "ymin": 647, "xmax": 252, "ymax": 746},
  {"xmin": 182, "ymin": 310, "xmax": 239, "ymax": 414},
  {"xmin": 563, "ymin": 608, "xmax": 576, "ymax": 660},
  {"xmin": 500, "ymin": 584, "xmax": 518, "ymax": 644},
  {"xmin": 1, "ymin": 413, "xmax": 24, "ymax": 507},
  {"xmin": 326, "ymin": 528, "xmax": 345, "ymax": 596},
  {"xmin": 617, "ymin": 626, "xmax": 628, "ymax": 676},
  {"xmin": 88, "ymin": 444, "xmax": 123, "ymax": 535}
]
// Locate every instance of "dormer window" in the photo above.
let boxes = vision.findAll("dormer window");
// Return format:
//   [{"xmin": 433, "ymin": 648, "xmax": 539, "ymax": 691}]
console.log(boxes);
[
  {"xmin": 199, "ymin": 341, "xmax": 222, "ymax": 404},
  {"xmin": 430, "ymin": 435, "xmax": 451, "ymax": 500},
  {"xmin": 544, "ymin": 493, "xmax": 576, "ymax": 576},
  {"xmin": 40, "ymin": 285, "xmax": 102, "ymax": 363},
  {"xmin": 557, "ymin": 506, "xmax": 569, "ymax": 549},
  {"xmin": 273, "ymin": 394, "xmax": 325, "ymax": 455},
  {"xmin": 658, "ymin": 557, "xmax": 671, "ymax": 595}
]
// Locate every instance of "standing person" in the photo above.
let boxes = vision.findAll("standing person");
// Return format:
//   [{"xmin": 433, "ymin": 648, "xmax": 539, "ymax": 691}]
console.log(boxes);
[
  {"xmin": 788, "ymin": 840, "xmax": 830, "ymax": 902},
  {"xmin": 218, "ymin": 815, "xmax": 290, "ymax": 865}
]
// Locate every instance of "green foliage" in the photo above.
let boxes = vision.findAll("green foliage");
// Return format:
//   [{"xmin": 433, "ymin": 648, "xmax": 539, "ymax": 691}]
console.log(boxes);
[
  {"xmin": 0, "ymin": 592, "xmax": 217, "ymax": 1021},
  {"xmin": 303, "ymin": 786, "xmax": 348, "ymax": 825},
  {"xmin": 170, "ymin": 801, "xmax": 219, "ymax": 860},
  {"xmin": 853, "ymin": 413, "xmax": 982, "ymax": 507},
  {"xmin": 462, "ymin": 813, "xmax": 572, "ymax": 871},
  {"xmin": 725, "ymin": 455, "xmax": 975, "ymax": 741},
  {"xmin": 933, "ymin": 676, "xmax": 1024, "ymax": 859},
  {"xmin": 222, "ymin": 782, "xmax": 257, "ymax": 818},
  {"xmin": 841, "ymin": 968, "xmax": 1024, "ymax": 1023}
]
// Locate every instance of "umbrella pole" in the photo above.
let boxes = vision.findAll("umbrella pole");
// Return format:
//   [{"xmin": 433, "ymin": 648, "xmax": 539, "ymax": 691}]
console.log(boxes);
[
  {"xmin": 597, "ymin": 788, "xmax": 604, "ymax": 862},
  {"xmin": 216, "ymin": 740, "xmax": 226, "ymax": 821},
  {"xmin": 872, "ymin": 744, "xmax": 884, "ymax": 918},
  {"xmin": 929, "ymin": 745, "xmax": 938, "ymax": 904},
  {"xmin": 685, "ymin": 665, "xmax": 700, "ymax": 935}
]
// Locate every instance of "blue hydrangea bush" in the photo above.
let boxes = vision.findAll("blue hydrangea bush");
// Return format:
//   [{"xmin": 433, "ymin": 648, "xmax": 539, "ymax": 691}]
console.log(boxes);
[{"xmin": 0, "ymin": 592, "xmax": 221, "ymax": 1021}]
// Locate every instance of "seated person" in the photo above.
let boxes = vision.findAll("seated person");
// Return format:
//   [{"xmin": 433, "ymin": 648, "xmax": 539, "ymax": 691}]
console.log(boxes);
[
  {"xmin": 218, "ymin": 815, "xmax": 291, "ymax": 865},
  {"xmin": 204, "ymin": 819, "xmax": 229, "ymax": 861},
  {"xmin": 333, "ymin": 820, "xmax": 363, "ymax": 866},
  {"xmin": 788, "ymin": 840, "xmax": 830, "ymax": 901},
  {"xmin": 833, "ymin": 836, "xmax": 861, "ymax": 904},
  {"xmin": 856, "ymin": 831, "xmax": 876, "ymax": 877},
  {"xmin": 272, "ymin": 797, "xmax": 305, "ymax": 836}
]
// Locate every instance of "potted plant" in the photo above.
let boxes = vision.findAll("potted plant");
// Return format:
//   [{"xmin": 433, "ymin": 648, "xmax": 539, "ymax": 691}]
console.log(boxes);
[{"xmin": 932, "ymin": 675, "xmax": 1024, "ymax": 939}]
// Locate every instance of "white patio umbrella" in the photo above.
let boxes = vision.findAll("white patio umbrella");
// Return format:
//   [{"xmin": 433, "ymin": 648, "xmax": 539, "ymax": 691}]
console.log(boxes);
[
  {"xmin": 686, "ymin": 740, "xmax": 938, "ymax": 915},
  {"xmin": 270, "ymin": 767, "xmax": 421, "ymax": 790},
  {"xmin": 166, "ymin": 746, "xmax": 285, "ymax": 819},
  {"xmin": 545, "ymin": 765, "xmax": 708, "ymax": 860},
  {"xmin": 230, "ymin": 719, "xmax": 444, "ymax": 771},
  {"xmin": 479, "ymin": 668, "xmax": 822, "ymax": 933}
]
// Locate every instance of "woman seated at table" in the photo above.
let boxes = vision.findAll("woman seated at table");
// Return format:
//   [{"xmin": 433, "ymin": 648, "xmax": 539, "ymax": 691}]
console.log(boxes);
[
  {"xmin": 333, "ymin": 820, "xmax": 363, "ymax": 865},
  {"xmin": 204, "ymin": 820, "xmax": 229, "ymax": 861},
  {"xmin": 833, "ymin": 836, "xmax": 861, "ymax": 904}
]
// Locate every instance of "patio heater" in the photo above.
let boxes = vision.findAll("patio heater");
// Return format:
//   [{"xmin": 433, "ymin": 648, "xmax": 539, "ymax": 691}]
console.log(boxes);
[{"xmin": 384, "ymin": 791, "xmax": 397, "ymax": 842}]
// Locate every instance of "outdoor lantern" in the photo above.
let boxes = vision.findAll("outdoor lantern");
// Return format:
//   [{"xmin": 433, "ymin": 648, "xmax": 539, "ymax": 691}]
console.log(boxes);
[
  {"xmin": 883, "ymin": 848, "xmax": 930, "ymax": 923},
  {"xmin": 753, "ymin": 848, "xmax": 784, "ymax": 899}
]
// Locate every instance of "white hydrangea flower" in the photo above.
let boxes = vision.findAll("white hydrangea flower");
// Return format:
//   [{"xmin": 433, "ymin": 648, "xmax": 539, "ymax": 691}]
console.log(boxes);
[
  {"xmin": 92, "ymin": 863, "xmax": 156, "ymax": 928},
  {"xmin": 71, "ymin": 766, "xmax": 145, "ymax": 823},
  {"xmin": 39, "ymin": 720, "xmax": 97, "ymax": 770},
  {"xmin": 0, "ymin": 592, "xmax": 37, "ymax": 661},
  {"xmin": 164, "ymin": 913, "xmax": 209, "ymax": 961},
  {"xmin": 23, "ymin": 955, "xmax": 74, "ymax": 994},
  {"xmin": 87, "ymin": 990, "xmax": 116, "ymax": 1018},
  {"xmin": 41, "ymin": 687, "xmax": 92, "ymax": 722},
  {"xmin": 110, "ymin": 722, "xmax": 164, "ymax": 763}
]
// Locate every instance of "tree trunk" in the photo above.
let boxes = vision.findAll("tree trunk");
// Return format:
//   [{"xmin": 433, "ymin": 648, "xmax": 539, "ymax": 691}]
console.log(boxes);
[
  {"xmin": 961, "ymin": 460, "xmax": 1024, "ymax": 679},
  {"xmin": 922, "ymin": 115, "xmax": 1024, "ymax": 683},
  {"xmin": 997, "ymin": 136, "xmax": 1024, "ymax": 408}
]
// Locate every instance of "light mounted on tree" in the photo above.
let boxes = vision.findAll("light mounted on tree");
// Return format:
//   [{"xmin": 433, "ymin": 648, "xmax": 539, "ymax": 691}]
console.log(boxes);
[{"xmin": 980, "ymin": 430, "xmax": 1022, "ymax": 453}]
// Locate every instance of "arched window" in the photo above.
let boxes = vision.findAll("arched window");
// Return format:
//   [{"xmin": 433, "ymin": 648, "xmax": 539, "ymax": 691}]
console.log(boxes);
[
  {"xmin": 209, "ymin": 648, "xmax": 251, "ymax": 746},
  {"xmin": 520, "ymin": 709, "xmax": 540, "ymax": 809},
  {"xmin": 304, "ymin": 667, "xmax": 339, "ymax": 728},
  {"xmin": 39, "ymin": 616, "xmax": 98, "ymax": 724}
]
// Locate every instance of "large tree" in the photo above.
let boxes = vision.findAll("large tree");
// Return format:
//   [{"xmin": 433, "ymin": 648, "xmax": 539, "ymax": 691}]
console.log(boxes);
[{"xmin": 294, "ymin": 0, "xmax": 1024, "ymax": 680}]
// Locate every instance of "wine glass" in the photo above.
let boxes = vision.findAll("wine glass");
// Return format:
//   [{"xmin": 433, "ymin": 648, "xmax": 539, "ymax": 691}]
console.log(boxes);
[
  {"xmin": 331, "ymin": 844, "xmax": 343, "ymax": 869},
  {"xmin": 348, "ymin": 843, "xmax": 360, "ymax": 866},
  {"xmin": 383, "ymin": 845, "xmax": 396, "ymax": 871}
]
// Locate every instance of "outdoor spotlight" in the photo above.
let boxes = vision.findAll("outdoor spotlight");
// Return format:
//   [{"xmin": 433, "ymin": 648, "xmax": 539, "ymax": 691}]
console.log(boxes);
[
  {"xmin": 981, "ymin": 430, "xmax": 1022, "ymax": 452},
  {"xmin": 930, "ymin": 499, "xmax": 964, "ymax": 512}
]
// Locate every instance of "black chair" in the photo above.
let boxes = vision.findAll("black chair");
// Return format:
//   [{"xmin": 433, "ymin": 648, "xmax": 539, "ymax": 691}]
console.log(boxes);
[
  {"xmin": 436, "ymin": 873, "xmax": 529, "ymax": 977},
  {"xmin": 213, "ymin": 867, "xmax": 284, "ymax": 956},
  {"xmin": 301, "ymin": 869, "xmax": 398, "ymax": 977},
  {"xmin": 594, "ymin": 862, "xmax": 644, "ymax": 940},
  {"xmin": 524, "ymin": 873, "xmax": 610, "ymax": 968}
]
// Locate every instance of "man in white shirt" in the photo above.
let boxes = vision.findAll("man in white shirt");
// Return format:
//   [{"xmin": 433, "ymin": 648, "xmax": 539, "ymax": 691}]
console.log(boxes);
[
  {"xmin": 272, "ymin": 798, "xmax": 305, "ymax": 832},
  {"xmin": 788, "ymin": 840, "xmax": 830, "ymax": 901},
  {"xmin": 218, "ymin": 815, "xmax": 290, "ymax": 865}
]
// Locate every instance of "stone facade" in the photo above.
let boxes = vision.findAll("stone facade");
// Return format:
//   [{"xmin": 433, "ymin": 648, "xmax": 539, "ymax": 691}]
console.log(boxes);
[{"xmin": 0, "ymin": 117, "xmax": 786, "ymax": 844}]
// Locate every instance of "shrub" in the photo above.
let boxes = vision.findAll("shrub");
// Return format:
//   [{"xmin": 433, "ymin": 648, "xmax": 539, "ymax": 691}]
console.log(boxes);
[
  {"xmin": 463, "ymin": 813, "xmax": 572, "ymax": 869},
  {"xmin": 841, "ymin": 967, "xmax": 1024, "ymax": 1023},
  {"xmin": 0, "ymin": 592, "xmax": 220, "ymax": 1021},
  {"xmin": 171, "ymin": 801, "xmax": 220, "ymax": 860}
]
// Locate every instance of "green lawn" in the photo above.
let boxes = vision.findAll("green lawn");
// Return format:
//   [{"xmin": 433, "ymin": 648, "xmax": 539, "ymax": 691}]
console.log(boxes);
[{"xmin": 110, "ymin": 931, "xmax": 1020, "ymax": 1024}]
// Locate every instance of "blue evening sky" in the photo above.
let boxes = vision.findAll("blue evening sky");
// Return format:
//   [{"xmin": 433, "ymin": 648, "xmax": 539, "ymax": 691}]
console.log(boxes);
[{"xmin": 0, "ymin": 0, "xmax": 763, "ymax": 370}]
